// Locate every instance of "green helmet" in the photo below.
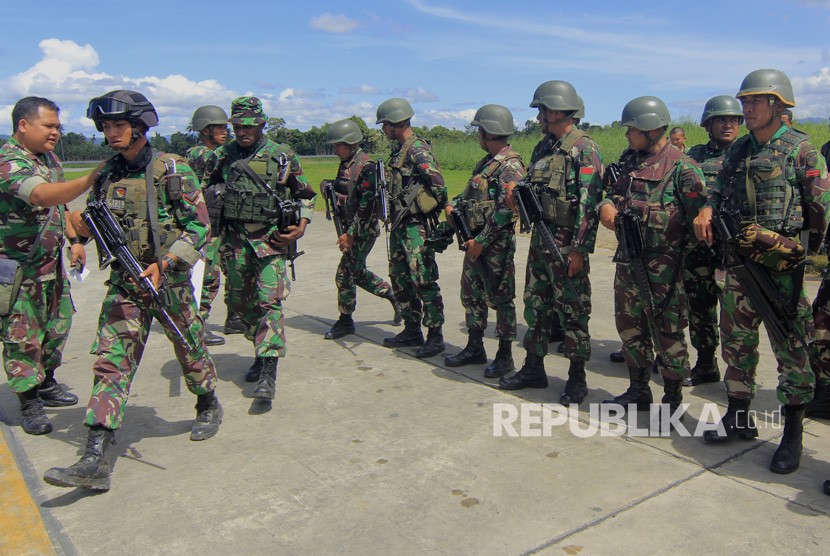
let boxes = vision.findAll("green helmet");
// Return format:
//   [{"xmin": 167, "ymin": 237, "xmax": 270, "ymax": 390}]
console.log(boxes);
[
  {"xmin": 736, "ymin": 69, "xmax": 795, "ymax": 107},
  {"xmin": 376, "ymin": 98, "xmax": 414, "ymax": 124},
  {"xmin": 326, "ymin": 119, "xmax": 363, "ymax": 145},
  {"xmin": 470, "ymin": 104, "xmax": 514, "ymax": 136},
  {"xmin": 700, "ymin": 95, "xmax": 743, "ymax": 126},
  {"xmin": 574, "ymin": 96, "xmax": 585, "ymax": 121},
  {"xmin": 620, "ymin": 96, "xmax": 671, "ymax": 131},
  {"xmin": 529, "ymin": 80, "xmax": 580, "ymax": 112},
  {"xmin": 191, "ymin": 105, "xmax": 228, "ymax": 132},
  {"xmin": 87, "ymin": 90, "xmax": 159, "ymax": 132}
]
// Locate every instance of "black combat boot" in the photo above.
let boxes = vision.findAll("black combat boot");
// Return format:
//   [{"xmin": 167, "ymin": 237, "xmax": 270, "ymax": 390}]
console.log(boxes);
[
  {"xmin": 484, "ymin": 339, "xmax": 514, "ymax": 378},
  {"xmin": 17, "ymin": 389, "xmax": 52, "ymax": 435},
  {"xmin": 43, "ymin": 426, "xmax": 115, "ymax": 491},
  {"xmin": 770, "ymin": 404, "xmax": 805, "ymax": 474},
  {"xmin": 444, "ymin": 330, "xmax": 486, "ymax": 367},
  {"xmin": 254, "ymin": 357, "xmax": 278, "ymax": 400},
  {"xmin": 324, "ymin": 314, "xmax": 356, "ymax": 340},
  {"xmin": 805, "ymin": 379, "xmax": 830, "ymax": 419},
  {"xmin": 203, "ymin": 329, "xmax": 226, "ymax": 346},
  {"xmin": 415, "ymin": 327, "xmax": 446, "ymax": 358},
  {"xmin": 601, "ymin": 366, "xmax": 653, "ymax": 411},
  {"xmin": 38, "ymin": 371, "xmax": 79, "ymax": 407},
  {"xmin": 609, "ymin": 349, "xmax": 625, "ymax": 363},
  {"xmin": 560, "ymin": 360, "xmax": 588, "ymax": 404},
  {"xmin": 683, "ymin": 347, "xmax": 720, "ymax": 386},
  {"xmin": 661, "ymin": 378, "xmax": 684, "ymax": 422},
  {"xmin": 703, "ymin": 397, "xmax": 758, "ymax": 443},
  {"xmin": 383, "ymin": 291, "xmax": 403, "ymax": 325},
  {"xmin": 382, "ymin": 321, "xmax": 424, "ymax": 348},
  {"xmin": 498, "ymin": 354, "xmax": 548, "ymax": 390},
  {"xmin": 245, "ymin": 356, "xmax": 263, "ymax": 383},
  {"xmin": 190, "ymin": 391, "xmax": 223, "ymax": 441},
  {"xmin": 223, "ymin": 313, "xmax": 246, "ymax": 335}
]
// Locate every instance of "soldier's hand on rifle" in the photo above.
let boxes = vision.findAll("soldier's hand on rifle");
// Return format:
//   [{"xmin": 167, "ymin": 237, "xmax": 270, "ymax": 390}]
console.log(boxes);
[
  {"xmin": 338, "ymin": 233, "xmax": 353, "ymax": 253},
  {"xmin": 567, "ymin": 250, "xmax": 584, "ymax": 276},
  {"xmin": 694, "ymin": 207, "xmax": 714, "ymax": 245},
  {"xmin": 139, "ymin": 262, "xmax": 163, "ymax": 289},
  {"xmin": 599, "ymin": 204, "xmax": 618, "ymax": 231},
  {"xmin": 444, "ymin": 205, "xmax": 454, "ymax": 218},
  {"xmin": 465, "ymin": 239, "xmax": 483, "ymax": 262},
  {"xmin": 275, "ymin": 218, "xmax": 309, "ymax": 245},
  {"xmin": 69, "ymin": 209, "xmax": 92, "ymax": 238}
]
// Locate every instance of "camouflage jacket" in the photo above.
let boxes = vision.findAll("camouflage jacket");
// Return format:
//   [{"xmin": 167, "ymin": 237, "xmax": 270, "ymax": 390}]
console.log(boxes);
[
  {"xmin": 185, "ymin": 144, "xmax": 220, "ymax": 188},
  {"xmin": 388, "ymin": 133, "xmax": 448, "ymax": 219},
  {"xmin": 0, "ymin": 137, "xmax": 67, "ymax": 282},
  {"xmin": 686, "ymin": 141, "xmax": 729, "ymax": 193},
  {"xmin": 335, "ymin": 148, "xmax": 379, "ymax": 239}
]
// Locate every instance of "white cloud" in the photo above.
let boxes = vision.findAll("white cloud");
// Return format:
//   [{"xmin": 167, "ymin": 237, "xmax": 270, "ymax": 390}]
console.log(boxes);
[
  {"xmin": 421, "ymin": 108, "xmax": 477, "ymax": 129},
  {"xmin": 339, "ymin": 84, "xmax": 380, "ymax": 95},
  {"xmin": 395, "ymin": 87, "xmax": 439, "ymax": 103},
  {"xmin": 792, "ymin": 67, "xmax": 830, "ymax": 119},
  {"xmin": 309, "ymin": 12, "xmax": 362, "ymax": 33}
]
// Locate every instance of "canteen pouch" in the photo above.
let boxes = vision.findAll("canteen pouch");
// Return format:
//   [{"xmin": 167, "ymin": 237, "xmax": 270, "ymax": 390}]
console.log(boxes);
[
  {"xmin": 414, "ymin": 186, "xmax": 438, "ymax": 215},
  {"xmin": 738, "ymin": 223, "xmax": 805, "ymax": 272},
  {"xmin": 0, "ymin": 258, "xmax": 23, "ymax": 316}
]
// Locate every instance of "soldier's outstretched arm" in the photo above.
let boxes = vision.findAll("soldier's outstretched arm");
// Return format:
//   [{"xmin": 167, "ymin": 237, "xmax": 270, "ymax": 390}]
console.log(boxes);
[{"xmin": 28, "ymin": 163, "xmax": 102, "ymax": 207}]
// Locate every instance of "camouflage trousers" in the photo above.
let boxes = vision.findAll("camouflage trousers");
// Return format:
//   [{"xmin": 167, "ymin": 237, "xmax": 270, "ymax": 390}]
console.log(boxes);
[
  {"xmin": 460, "ymin": 231, "xmax": 516, "ymax": 340},
  {"xmin": 86, "ymin": 271, "xmax": 217, "ymax": 429},
  {"xmin": 224, "ymin": 242, "xmax": 289, "ymax": 358},
  {"xmin": 2, "ymin": 277, "xmax": 73, "ymax": 393},
  {"xmin": 682, "ymin": 246, "xmax": 720, "ymax": 351},
  {"xmin": 336, "ymin": 234, "xmax": 393, "ymax": 315},
  {"xmin": 614, "ymin": 252, "xmax": 690, "ymax": 381},
  {"xmin": 198, "ymin": 236, "xmax": 222, "ymax": 323},
  {"xmin": 720, "ymin": 268, "xmax": 815, "ymax": 405},
  {"xmin": 388, "ymin": 222, "xmax": 444, "ymax": 328},
  {"xmin": 523, "ymin": 229, "xmax": 591, "ymax": 360},
  {"xmin": 811, "ymin": 277, "xmax": 830, "ymax": 384}
]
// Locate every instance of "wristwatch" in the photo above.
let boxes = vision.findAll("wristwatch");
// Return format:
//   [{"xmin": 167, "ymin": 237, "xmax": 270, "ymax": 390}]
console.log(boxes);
[{"xmin": 162, "ymin": 255, "xmax": 176, "ymax": 271}]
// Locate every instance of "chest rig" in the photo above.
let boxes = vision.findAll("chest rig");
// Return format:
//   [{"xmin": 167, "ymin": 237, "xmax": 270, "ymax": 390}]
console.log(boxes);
[
  {"xmin": 222, "ymin": 140, "xmax": 292, "ymax": 224},
  {"xmin": 687, "ymin": 143, "xmax": 725, "ymax": 190},
  {"xmin": 387, "ymin": 134, "xmax": 437, "ymax": 220},
  {"xmin": 527, "ymin": 130, "xmax": 585, "ymax": 228},
  {"xmin": 337, "ymin": 150, "xmax": 375, "ymax": 227},
  {"xmin": 722, "ymin": 130, "xmax": 805, "ymax": 236},
  {"xmin": 459, "ymin": 149, "xmax": 521, "ymax": 234}
]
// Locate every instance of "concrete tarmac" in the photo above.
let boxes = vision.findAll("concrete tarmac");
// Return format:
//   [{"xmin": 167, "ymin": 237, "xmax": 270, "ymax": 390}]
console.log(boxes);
[{"xmin": 1, "ymin": 221, "xmax": 829, "ymax": 555}]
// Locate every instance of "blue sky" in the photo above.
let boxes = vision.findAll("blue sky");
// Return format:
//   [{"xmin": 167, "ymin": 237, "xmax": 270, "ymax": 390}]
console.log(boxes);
[{"xmin": 2, "ymin": 0, "xmax": 830, "ymax": 136}]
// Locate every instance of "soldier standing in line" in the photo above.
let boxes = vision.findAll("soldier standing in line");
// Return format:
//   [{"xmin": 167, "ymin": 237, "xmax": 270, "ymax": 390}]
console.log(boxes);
[
  {"xmin": 44, "ymin": 90, "xmax": 221, "ymax": 491},
  {"xmin": 498, "ymin": 81, "xmax": 603, "ymax": 405},
  {"xmin": 444, "ymin": 105, "xmax": 524, "ymax": 378},
  {"xmin": 598, "ymin": 96, "xmax": 705, "ymax": 417},
  {"xmin": 321, "ymin": 119, "xmax": 400, "ymax": 340},
  {"xmin": 376, "ymin": 98, "xmax": 449, "ymax": 359},
  {"xmin": 808, "ymin": 232, "xmax": 830, "ymax": 420},
  {"xmin": 682, "ymin": 96, "xmax": 744, "ymax": 387},
  {"xmin": 186, "ymin": 105, "xmax": 229, "ymax": 346},
  {"xmin": 695, "ymin": 69, "xmax": 830, "ymax": 474},
  {"xmin": 1, "ymin": 96, "xmax": 95, "ymax": 435}
]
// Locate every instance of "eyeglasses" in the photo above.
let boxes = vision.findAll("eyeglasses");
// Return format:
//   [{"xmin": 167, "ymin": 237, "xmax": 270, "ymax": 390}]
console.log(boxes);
[{"xmin": 86, "ymin": 97, "xmax": 131, "ymax": 118}]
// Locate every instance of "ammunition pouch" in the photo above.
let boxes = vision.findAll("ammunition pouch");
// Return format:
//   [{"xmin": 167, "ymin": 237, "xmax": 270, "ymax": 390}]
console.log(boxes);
[
  {"xmin": 414, "ymin": 185, "xmax": 438, "ymax": 215},
  {"xmin": 737, "ymin": 223, "xmax": 805, "ymax": 272},
  {"xmin": 122, "ymin": 217, "xmax": 176, "ymax": 263},
  {"xmin": 0, "ymin": 258, "xmax": 23, "ymax": 316},
  {"xmin": 203, "ymin": 182, "xmax": 227, "ymax": 231},
  {"xmin": 223, "ymin": 188, "xmax": 279, "ymax": 223},
  {"xmin": 459, "ymin": 199, "xmax": 495, "ymax": 235},
  {"xmin": 537, "ymin": 188, "xmax": 576, "ymax": 228}
]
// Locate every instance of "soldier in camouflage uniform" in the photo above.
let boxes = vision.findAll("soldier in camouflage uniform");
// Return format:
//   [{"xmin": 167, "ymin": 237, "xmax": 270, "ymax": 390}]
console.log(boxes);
[
  {"xmin": 808, "ymin": 234, "xmax": 830, "ymax": 420},
  {"xmin": 682, "ymin": 96, "xmax": 743, "ymax": 387},
  {"xmin": 444, "ymin": 105, "xmax": 524, "ymax": 377},
  {"xmin": 598, "ymin": 96, "xmax": 705, "ymax": 418},
  {"xmin": 185, "ymin": 105, "xmax": 229, "ymax": 346},
  {"xmin": 321, "ymin": 119, "xmax": 400, "ymax": 340},
  {"xmin": 695, "ymin": 70, "xmax": 830, "ymax": 474},
  {"xmin": 44, "ymin": 90, "xmax": 221, "ymax": 492},
  {"xmin": 211, "ymin": 96, "xmax": 316, "ymax": 400},
  {"xmin": 376, "ymin": 98, "xmax": 449, "ymax": 358},
  {"xmin": 1, "ymin": 97, "xmax": 95, "ymax": 435},
  {"xmin": 498, "ymin": 82, "xmax": 603, "ymax": 406}
]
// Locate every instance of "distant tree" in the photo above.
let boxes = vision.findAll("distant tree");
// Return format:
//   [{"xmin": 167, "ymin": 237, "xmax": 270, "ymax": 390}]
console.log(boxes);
[
  {"xmin": 150, "ymin": 133, "xmax": 171, "ymax": 152},
  {"xmin": 169, "ymin": 132, "xmax": 197, "ymax": 156},
  {"xmin": 520, "ymin": 119, "xmax": 541, "ymax": 136}
]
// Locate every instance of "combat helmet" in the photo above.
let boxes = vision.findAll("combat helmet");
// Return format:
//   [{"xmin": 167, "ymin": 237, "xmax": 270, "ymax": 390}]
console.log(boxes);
[
  {"xmin": 529, "ymin": 80, "xmax": 581, "ymax": 112},
  {"xmin": 376, "ymin": 98, "xmax": 414, "ymax": 124},
  {"xmin": 470, "ymin": 104, "xmax": 514, "ymax": 136},
  {"xmin": 191, "ymin": 105, "xmax": 229, "ymax": 132},
  {"xmin": 87, "ymin": 90, "xmax": 159, "ymax": 132},
  {"xmin": 700, "ymin": 96, "xmax": 743, "ymax": 126},
  {"xmin": 736, "ymin": 69, "xmax": 795, "ymax": 107},
  {"xmin": 326, "ymin": 119, "xmax": 363, "ymax": 145},
  {"xmin": 574, "ymin": 96, "xmax": 585, "ymax": 121},
  {"xmin": 620, "ymin": 96, "xmax": 671, "ymax": 131}
]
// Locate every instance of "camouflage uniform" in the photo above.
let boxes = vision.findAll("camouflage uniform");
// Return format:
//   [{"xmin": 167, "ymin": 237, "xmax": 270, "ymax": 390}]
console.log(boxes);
[
  {"xmin": 0, "ymin": 138, "xmax": 73, "ymax": 394},
  {"xmin": 84, "ymin": 145, "xmax": 216, "ymax": 429}
]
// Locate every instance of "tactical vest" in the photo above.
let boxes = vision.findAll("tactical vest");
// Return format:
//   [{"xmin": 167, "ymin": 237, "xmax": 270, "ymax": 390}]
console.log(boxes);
[
  {"xmin": 222, "ymin": 141, "xmax": 292, "ymax": 223},
  {"xmin": 337, "ymin": 150, "xmax": 376, "ymax": 228},
  {"xmin": 687, "ymin": 144, "xmax": 725, "ymax": 190},
  {"xmin": 527, "ymin": 130, "xmax": 586, "ymax": 228},
  {"xmin": 387, "ymin": 134, "xmax": 438, "ymax": 219},
  {"xmin": 101, "ymin": 152, "xmax": 183, "ymax": 263},
  {"xmin": 723, "ymin": 130, "xmax": 805, "ymax": 236},
  {"xmin": 459, "ymin": 149, "xmax": 521, "ymax": 233}
]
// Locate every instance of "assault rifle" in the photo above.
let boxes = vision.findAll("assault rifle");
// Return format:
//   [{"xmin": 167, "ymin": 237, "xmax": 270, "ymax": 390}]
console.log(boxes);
[
  {"xmin": 448, "ymin": 206, "xmax": 492, "ymax": 299},
  {"xmin": 262, "ymin": 199, "xmax": 305, "ymax": 281},
  {"xmin": 321, "ymin": 181, "xmax": 346, "ymax": 238},
  {"xmin": 513, "ymin": 182, "xmax": 586, "ymax": 313},
  {"xmin": 714, "ymin": 207, "xmax": 805, "ymax": 348},
  {"xmin": 82, "ymin": 200, "xmax": 197, "ymax": 352},
  {"xmin": 375, "ymin": 160, "xmax": 391, "ymax": 260}
]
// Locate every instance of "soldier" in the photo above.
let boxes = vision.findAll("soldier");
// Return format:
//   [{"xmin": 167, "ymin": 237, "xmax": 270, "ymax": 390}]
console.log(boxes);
[
  {"xmin": 321, "ymin": 119, "xmax": 400, "ymax": 340},
  {"xmin": 809, "ymin": 244, "xmax": 830, "ymax": 419},
  {"xmin": 1, "ymin": 96, "xmax": 95, "ymax": 435},
  {"xmin": 444, "ymin": 105, "xmax": 524, "ymax": 377},
  {"xmin": 377, "ymin": 98, "xmax": 449, "ymax": 358},
  {"xmin": 498, "ymin": 81, "xmax": 603, "ymax": 405},
  {"xmin": 211, "ymin": 96, "xmax": 316, "ymax": 399},
  {"xmin": 694, "ymin": 69, "xmax": 830, "ymax": 474},
  {"xmin": 44, "ymin": 90, "xmax": 221, "ymax": 491},
  {"xmin": 598, "ymin": 96, "xmax": 705, "ymax": 418},
  {"xmin": 670, "ymin": 127, "xmax": 687, "ymax": 153},
  {"xmin": 682, "ymin": 96, "xmax": 743, "ymax": 386},
  {"xmin": 186, "ymin": 105, "xmax": 229, "ymax": 346},
  {"xmin": 780, "ymin": 108, "xmax": 793, "ymax": 129}
]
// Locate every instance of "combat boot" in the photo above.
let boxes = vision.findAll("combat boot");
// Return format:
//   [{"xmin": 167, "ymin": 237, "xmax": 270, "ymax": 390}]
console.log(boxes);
[
  {"xmin": 484, "ymin": 339, "xmax": 514, "ymax": 378},
  {"xmin": 38, "ymin": 372, "xmax": 78, "ymax": 407},
  {"xmin": 415, "ymin": 327, "xmax": 446, "ymax": 358},
  {"xmin": 324, "ymin": 314, "xmax": 355, "ymax": 340},
  {"xmin": 805, "ymin": 379, "xmax": 830, "ymax": 419},
  {"xmin": 559, "ymin": 360, "xmax": 588, "ymax": 404},
  {"xmin": 43, "ymin": 426, "xmax": 115, "ymax": 491},
  {"xmin": 223, "ymin": 313, "xmax": 246, "ymax": 335},
  {"xmin": 254, "ymin": 357, "xmax": 278, "ymax": 400},
  {"xmin": 498, "ymin": 354, "xmax": 548, "ymax": 390},
  {"xmin": 245, "ymin": 356, "xmax": 263, "ymax": 383},
  {"xmin": 17, "ymin": 389, "xmax": 52, "ymax": 435},
  {"xmin": 770, "ymin": 404, "xmax": 805, "ymax": 474},
  {"xmin": 203, "ymin": 329, "xmax": 226, "ymax": 346},
  {"xmin": 601, "ymin": 366, "xmax": 653, "ymax": 411},
  {"xmin": 383, "ymin": 291, "xmax": 403, "ymax": 325},
  {"xmin": 609, "ymin": 349, "xmax": 625, "ymax": 363},
  {"xmin": 703, "ymin": 397, "xmax": 758, "ymax": 443},
  {"xmin": 383, "ymin": 321, "xmax": 424, "ymax": 348},
  {"xmin": 190, "ymin": 391, "xmax": 223, "ymax": 441},
  {"xmin": 683, "ymin": 347, "xmax": 720, "ymax": 386},
  {"xmin": 444, "ymin": 330, "xmax": 486, "ymax": 367},
  {"xmin": 661, "ymin": 377, "xmax": 684, "ymax": 422}
]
